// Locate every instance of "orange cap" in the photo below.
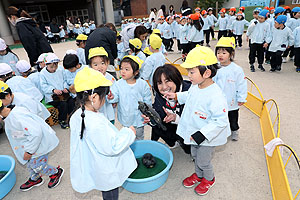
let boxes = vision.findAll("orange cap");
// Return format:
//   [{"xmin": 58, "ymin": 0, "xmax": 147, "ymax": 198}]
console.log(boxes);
[
  {"xmin": 195, "ymin": 7, "xmax": 201, "ymax": 11},
  {"xmin": 190, "ymin": 13, "xmax": 200, "ymax": 20},
  {"xmin": 284, "ymin": 6, "xmax": 291, "ymax": 10},
  {"xmin": 269, "ymin": 7, "xmax": 275, "ymax": 10},
  {"xmin": 237, "ymin": 11, "xmax": 243, "ymax": 15},
  {"xmin": 219, "ymin": 8, "xmax": 226, "ymax": 13},
  {"xmin": 229, "ymin": 7, "xmax": 236, "ymax": 12},
  {"xmin": 240, "ymin": 6, "xmax": 245, "ymax": 10},
  {"xmin": 264, "ymin": 6, "xmax": 269, "ymax": 10},
  {"xmin": 201, "ymin": 10, "xmax": 207, "ymax": 15}
]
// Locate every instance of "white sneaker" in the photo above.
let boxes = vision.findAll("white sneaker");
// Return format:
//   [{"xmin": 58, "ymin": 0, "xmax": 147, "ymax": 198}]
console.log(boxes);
[
  {"xmin": 231, "ymin": 131, "xmax": 239, "ymax": 141},
  {"xmin": 169, "ymin": 141, "xmax": 180, "ymax": 149},
  {"xmin": 282, "ymin": 57, "xmax": 287, "ymax": 63}
]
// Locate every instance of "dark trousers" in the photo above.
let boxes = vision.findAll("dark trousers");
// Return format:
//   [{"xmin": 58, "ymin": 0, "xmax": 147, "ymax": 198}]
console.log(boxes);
[
  {"xmin": 218, "ymin": 30, "xmax": 227, "ymax": 40},
  {"xmin": 181, "ymin": 43, "xmax": 190, "ymax": 54},
  {"xmin": 49, "ymin": 97, "xmax": 75, "ymax": 121},
  {"xmin": 102, "ymin": 188, "xmax": 119, "ymax": 200},
  {"xmin": 204, "ymin": 30, "xmax": 210, "ymax": 44},
  {"xmin": 282, "ymin": 46, "xmax": 294, "ymax": 58},
  {"xmin": 228, "ymin": 109, "xmax": 239, "ymax": 131},
  {"xmin": 249, "ymin": 43, "xmax": 264, "ymax": 65},
  {"xmin": 294, "ymin": 47, "xmax": 300, "ymax": 67},
  {"xmin": 265, "ymin": 46, "xmax": 271, "ymax": 62},
  {"xmin": 209, "ymin": 26, "xmax": 215, "ymax": 38},
  {"xmin": 233, "ymin": 34, "xmax": 242, "ymax": 47},
  {"xmin": 163, "ymin": 38, "xmax": 173, "ymax": 50},
  {"xmin": 177, "ymin": 39, "xmax": 181, "ymax": 51},
  {"xmin": 68, "ymin": 30, "xmax": 74, "ymax": 39},
  {"xmin": 270, "ymin": 51, "xmax": 283, "ymax": 70},
  {"xmin": 227, "ymin": 30, "xmax": 233, "ymax": 37}
]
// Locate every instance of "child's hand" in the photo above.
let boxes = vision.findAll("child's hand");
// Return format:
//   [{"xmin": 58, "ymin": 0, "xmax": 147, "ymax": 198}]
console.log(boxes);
[
  {"xmin": 112, "ymin": 103, "xmax": 117, "ymax": 108},
  {"xmin": 53, "ymin": 89, "xmax": 62, "ymax": 95},
  {"xmin": 263, "ymin": 43, "xmax": 268, "ymax": 48},
  {"xmin": 129, "ymin": 126, "xmax": 136, "ymax": 135},
  {"xmin": 63, "ymin": 88, "xmax": 69, "ymax": 93},
  {"xmin": 107, "ymin": 91, "xmax": 114, "ymax": 100},
  {"xmin": 163, "ymin": 107, "xmax": 176, "ymax": 123},
  {"xmin": 246, "ymin": 36, "xmax": 249, "ymax": 42},
  {"xmin": 141, "ymin": 114, "xmax": 150, "ymax": 124},
  {"xmin": 23, "ymin": 152, "xmax": 32, "ymax": 160},
  {"xmin": 238, "ymin": 102, "xmax": 245, "ymax": 106},
  {"xmin": 164, "ymin": 92, "xmax": 176, "ymax": 100},
  {"xmin": 69, "ymin": 85, "xmax": 76, "ymax": 94}
]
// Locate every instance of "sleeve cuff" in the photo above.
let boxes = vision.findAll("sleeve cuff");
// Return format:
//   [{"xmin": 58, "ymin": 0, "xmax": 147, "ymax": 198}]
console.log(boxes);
[{"xmin": 191, "ymin": 131, "xmax": 206, "ymax": 145}]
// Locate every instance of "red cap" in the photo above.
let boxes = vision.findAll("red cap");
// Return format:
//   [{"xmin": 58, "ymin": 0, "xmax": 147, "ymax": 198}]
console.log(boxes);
[
  {"xmin": 190, "ymin": 13, "xmax": 200, "ymax": 20},
  {"xmin": 284, "ymin": 6, "xmax": 291, "ymax": 10},
  {"xmin": 229, "ymin": 7, "xmax": 236, "ymax": 12},
  {"xmin": 240, "ymin": 6, "xmax": 245, "ymax": 10},
  {"xmin": 269, "ymin": 7, "xmax": 275, "ymax": 10},
  {"xmin": 201, "ymin": 10, "xmax": 207, "ymax": 15},
  {"xmin": 264, "ymin": 6, "xmax": 269, "ymax": 10},
  {"xmin": 195, "ymin": 7, "xmax": 201, "ymax": 11},
  {"xmin": 237, "ymin": 11, "xmax": 243, "ymax": 15},
  {"xmin": 219, "ymin": 8, "xmax": 226, "ymax": 13}
]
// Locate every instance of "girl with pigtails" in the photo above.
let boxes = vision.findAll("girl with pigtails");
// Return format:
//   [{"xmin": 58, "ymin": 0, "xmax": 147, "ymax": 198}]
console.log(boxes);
[{"xmin": 69, "ymin": 67, "xmax": 137, "ymax": 199}]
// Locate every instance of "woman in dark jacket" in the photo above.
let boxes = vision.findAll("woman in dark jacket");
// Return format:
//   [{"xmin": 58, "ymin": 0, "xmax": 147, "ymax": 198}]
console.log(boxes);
[
  {"xmin": 180, "ymin": 0, "xmax": 192, "ymax": 16},
  {"xmin": 144, "ymin": 64, "xmax": 191, "ymax": 154},
  {"xmin": 7, "ymin": 6, "xmax": 53, "ymax": 66}
]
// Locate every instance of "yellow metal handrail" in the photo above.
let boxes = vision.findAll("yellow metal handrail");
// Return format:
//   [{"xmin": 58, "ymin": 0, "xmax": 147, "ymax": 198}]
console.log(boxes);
[{"xmin": 264, "ymin": 99, "xmax": 281, "ymax": 138}]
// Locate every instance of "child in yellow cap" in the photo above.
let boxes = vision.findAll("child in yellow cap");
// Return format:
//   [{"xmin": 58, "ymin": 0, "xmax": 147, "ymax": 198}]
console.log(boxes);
[
  {"xmin": 76, "ymin": 34, "xmax": 88, "ymax": 65},
  {"xmin": 88, "ymin": 47, "xmax": 116, "ymax": 123},
  {"xmin": 129, "ymin": 38, "xmax": 146, "ymax": 72},
  {"xmin": 165, "ymin": 46, "xmax": 230, "ymax": 196},
  {"xmin": 70, "ymin": 67, "xmax": 137, "ymax": 197},
  {"xmin": 213, "ymin": 37, "xmax": 247, "ymax": 141},
  {"xmin": 0, "ymin": 99, "xmax": 63, "ymax": 192},
  {"xmin": 108, "ymin": 55, "xmax": 152, "ymax": 140},
  {"xmin": 141, "ymin": 34, "xmax": 166, "ymax": 86}
]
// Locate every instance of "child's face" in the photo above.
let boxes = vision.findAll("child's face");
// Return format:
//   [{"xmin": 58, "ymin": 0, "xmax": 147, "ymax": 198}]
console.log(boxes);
[
  {"xmin": 139, "ymin": 33, "xmax": 148, "ymax": 42},
  {"xmin": 208, "ymin": 10, "xmax": 213, "ymax": 15},
  {"xmin": 120, "ymin": 62, "xmax": 135, "ymax": 80},
  {"xmin": 181, "ymin": 19, "xmax": 187, "ymax": 25},
  {"xmin": 195, "ymin": 10, "xmax": 200, "ymax": 14},
  {"xmin": 187, "ymin": 67, "xmax": 206, "ymax": 85},
  {"xmin": 217, "ymin": 49, "xmax": 231, "ymax": 66},
  {"xmin": 39, "ymin": 62, "xmax": 46, "ymax": 69},
  {"xmin": 175, "ymin": 18, "xmax": 180, "ymax": 23},
  {"xmin": 79, "ymin": 41, "xmax": 86, "ymax": 48},
  {"xmin": 168, "ymin": 18, "xmax": 173, "ymax": 24},
  {"xmin": 220, "ymin": 13, "xmax": 225, "ymax": 17},
  {"xmin": 270, "ymin": 10, "xmax": 274, "ymax": 14},
  {"xmin": 274, "ymin": 21, "xmax": 283, "ymax": 29},
  {"xmin": 0, "ymin": 49, "xmax": 7, "ymax": 56},
  {"xmin": 229, "ymin": 11, "xmax": 234, "ymax": 16},
  {"xmin": 1, "ymin": 94, "xmax": 12, "ymax": 106},
  {"xmin": 46, "ymin": 62, "xmax": 58, "ymax": 73},
  {"xmin": 159, "ymin": 19, "xmax": 163, "ymax": 24},
  {"xmin": 157, "ymin": 73, "xmax": 177, "ymax": 95},
  {"xmin": 258, "ymin": 16, "xmax": 266, "ymax": 23},
  {"xmin": 237, "ymin": 15, "xmax": 242, "ymax": 20},
  {"xmin": 67, "ymin": 67, "xmax": 77, "ymax": 73},
  {"xmin": 295, "ymin": 12, "xmax": 300, "ymax": 19},
  {"xmin": 90, "ymin": 56, "xmax": 108, "ymax": 75},
  {"xmin": 203, "ymin": 14, "xmax": 207, "ymax": 18}
]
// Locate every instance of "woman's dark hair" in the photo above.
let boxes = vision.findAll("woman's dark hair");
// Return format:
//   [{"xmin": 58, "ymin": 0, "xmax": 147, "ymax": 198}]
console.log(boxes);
[
  {"xmin": 197, "ymin": 64, "xmax": 219, "ymax": 78},
  {"xmin": 154, "ymin": 8, "xmax": 157, "ymax": 12},
  {"xmin": 0, "ymin": 72, "xmax": 13, "ymax": 82},
  {"xmin": 120, "ymin": 57, "xmax": 140, "ymax": 79},
  {"xmin": 76, "ymin": 40, "xmax": 86, "ymax": 46},
  {"xmin": 104, "ymin": 23, "xmax": 117, "ymax": 34},
  {"xmin": 63, "ymin": 54, "xmax": 79, "ymax": 69},
  {"xmin": 4, "ymin": 46, "xmax": 19, "ymax": 60},
  {"xmin": 151, "ymin": 8, "xmax": 154, "ymax": 12},
  {"xmin": 0, "ymin": 88, "xmax": 12, "ymax": 99},
  {"xmin": 153, "ymin": 64, "xmax": 183, "ymax": 94},
  {"xmin": 129, "ymin": 43, "xmax": 141, "ymax": 54},
  {"xmin": 215, "ymin": 47, "xmax": 235, "ymax": 61},
  {"xmin": 7, "ymin": 6, "xmax": 32, "ymax": 18},
  {"xmin": 134, "ymin": 25, "xmax": 147, "ymax": 39},
  {"xmin": 75, "ymin": 86, "xmax": 110, "ymax": 139},
  {"xmin": 169, "ymin": 5, "xmax": 174, "ymax": 10},
  {"xmin": 182, "ymin": 0, "xmax": 188, "ymax": 8},
  {"xmin": 160, "ymin": 5, "xmax": 166, "ymax": 14},
  {"xmin": 236, "ymin": 15, "xmax": 245, "ymax": 20},
  {"xmin": 90, "ymin": 55, "xmax": 110, "ymax": 63},
  {"xmin": 192, "ymin": 19, "xmax": 202, "ymax": 31},
  {"xmin": 117, "ymin": 35, "xmax": 122, "ymax": 41}
]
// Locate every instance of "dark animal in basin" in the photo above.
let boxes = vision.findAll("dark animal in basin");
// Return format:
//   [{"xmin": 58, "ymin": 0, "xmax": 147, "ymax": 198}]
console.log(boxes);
[{"xmin": 142, "ymin": 153, "xmax": 157, "ymax": 168}]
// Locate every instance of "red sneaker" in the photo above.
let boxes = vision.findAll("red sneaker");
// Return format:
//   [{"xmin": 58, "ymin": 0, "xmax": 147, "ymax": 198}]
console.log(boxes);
[
  {"xmin": 182, "ymin": 173, "xmax": 202, "ymax": 188},
  {"xmin": 20, "ymin": 177, "xmax": 44, "ymax": 191},
  {"xmin": 194, "ymin": 177, "xmax": 215, "ymax": 195},
  {"xmin": 48, "ymin": 167, "xmax": 64, "ymax": 189}
]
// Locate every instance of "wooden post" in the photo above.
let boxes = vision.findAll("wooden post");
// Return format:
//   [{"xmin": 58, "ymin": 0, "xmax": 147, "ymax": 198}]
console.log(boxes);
[{"xmin": 216, "ymin": 1, "xmax": 218, "ymax": 16}]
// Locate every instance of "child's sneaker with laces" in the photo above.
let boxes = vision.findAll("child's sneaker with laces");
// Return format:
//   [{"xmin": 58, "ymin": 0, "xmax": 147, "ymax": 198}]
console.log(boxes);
[
  {"xmin": 194, "ymin": 177, "xmax": 215, "ymax": 196},
  {"xmin": 20, "ymin": 177, "xmax": 44, "ymax": 191},
  {"xmin": 183, "ymin": 173, "xmax": 202, "ymax": 188},
  {"xmin": 48, "ymin": 167, "xmax": 64, "ymax": 189}
]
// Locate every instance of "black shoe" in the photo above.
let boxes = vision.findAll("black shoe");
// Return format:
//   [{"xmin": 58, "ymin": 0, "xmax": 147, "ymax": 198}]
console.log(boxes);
[
  {"xmin": 276, "ymin": 65, "xmax": 281, "ymax": 71},
  {"xmin": 250, "ymin": 65, "xmax": 255, "ymax": 72},
  {"xmin": 258, "ymin": 65, "xmax": 265, "ymax": 71},
  {"xmin": 206, "ymin": 44, "xmax": 211, "ymax": 47},
  {"xmin": 169, "ymin": 49, "xmax": 174, "ymax": 52},
  {"xmin": 270, "ymin": 68, "xmax": 276, "ymax": 72},
  {"xmin": 59, "ymin": 121, "xmax": 69, "ymax": 129},
  {"xmin": 20, "ymin": 177, "xmax": 44, "ymax": 191},
  {"xmin": 48, "ymin": 167, "xmax": 64, "ymax": 189}
]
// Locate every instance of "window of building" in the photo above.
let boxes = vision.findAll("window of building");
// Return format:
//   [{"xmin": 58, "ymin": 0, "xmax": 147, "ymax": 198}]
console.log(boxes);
[
  {"xmin": 292, "ymin": 0, "xmax": 300, "ymax": 4},
  {"xmin": 24, "ymin": 5, "xmax": 50, "ymax": 22},
  {"xmin": 66, "ymin": 9, "xmax": 89, "ymax": 23}
]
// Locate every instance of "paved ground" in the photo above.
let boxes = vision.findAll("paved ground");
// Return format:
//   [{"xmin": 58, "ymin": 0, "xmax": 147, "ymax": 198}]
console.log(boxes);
[{"xmin": 1, "ymin": 36, "xmax": 300, "ymax": 200}]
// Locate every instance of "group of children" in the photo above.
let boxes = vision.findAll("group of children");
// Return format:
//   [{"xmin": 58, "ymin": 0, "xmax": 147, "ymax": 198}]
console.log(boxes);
[{"xmin": 0, "ymin": 5, "xmax": 299, "ymax": 200}]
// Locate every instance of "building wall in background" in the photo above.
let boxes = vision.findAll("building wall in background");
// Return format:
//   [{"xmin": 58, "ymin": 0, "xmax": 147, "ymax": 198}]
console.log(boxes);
[
  {"xmin": 146, "ymin": 0, "xmax": 194, "ymax": 15},
  {"xmin": 223, "ymin": 0, "xmax": 241, "ymax": 8},
  {"xmin": 130, "ymin": 0, "xmax": 148, "ymax": 15}
]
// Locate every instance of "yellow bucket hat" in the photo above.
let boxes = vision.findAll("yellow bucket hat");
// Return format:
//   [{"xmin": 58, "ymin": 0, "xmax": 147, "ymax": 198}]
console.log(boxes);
[
  {"xmin": 129, "ymin": 38, "xmax": 142, "ymax": 49},
  {"xmin": 215, "ymin": 37, "xmax": 236, "ymax": 49},
  {"xmin": 152, "ymin": 29, "xmax": 161, "ymax": 35},
  {"xmin": 123, "ymin": 55, "xmax": 144, "ymax": 69},
  {"xmin": 143, "ymin": 47, "xmax": 153, "ymax": 56},
  {"xmin": 0, "ymin": 81, "xmax": 9, "ymax": 93},
  {"xmin": 74, "ymin": 67, "xmax": 112, "ymax": 92},
  {"xmin": 88, "ymin": 47, "xmax": 108, "ymax": 59},
  {"xmin": 149, "ymin": 34, "xmax": 162, "ymax": 50},
  {"xmin": 181, "ymin": 46, "xmax": 218, "ymax": 68},
  {"xmin": 76, "ymin": 34, "xmax": 88, "ymax": 41}
]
